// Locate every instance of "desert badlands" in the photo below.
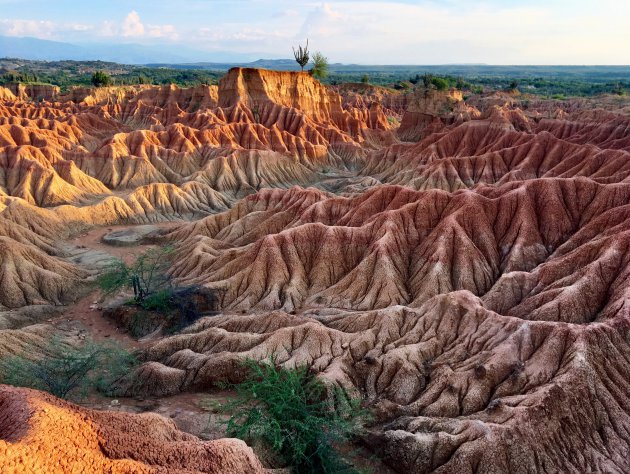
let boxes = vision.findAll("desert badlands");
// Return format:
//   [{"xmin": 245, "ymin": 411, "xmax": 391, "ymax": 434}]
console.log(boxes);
[{"xmin": 1, "ymin": 67, "xmax": 630, "ymax": 472}]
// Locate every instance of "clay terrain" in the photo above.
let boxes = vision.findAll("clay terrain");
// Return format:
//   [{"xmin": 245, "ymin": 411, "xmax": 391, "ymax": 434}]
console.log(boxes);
[{"xmin": 1, "ymin": 68, "xmax": 630, "ymax": 473}]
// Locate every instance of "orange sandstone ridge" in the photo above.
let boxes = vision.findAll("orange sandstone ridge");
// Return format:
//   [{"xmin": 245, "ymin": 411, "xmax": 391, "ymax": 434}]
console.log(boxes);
[{"xmin": 0, "ymin": 385, "xmax": 265, "ymax": 473}]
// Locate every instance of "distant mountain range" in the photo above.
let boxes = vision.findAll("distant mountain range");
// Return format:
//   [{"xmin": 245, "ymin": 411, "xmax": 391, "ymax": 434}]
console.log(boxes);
[
  {"xmin": 1, "ymin": 36, "xmax": 629, "ymax": 81},
  {"xmin": 0, "ymin": 36, "xmax": 262, "ymax": 64}
]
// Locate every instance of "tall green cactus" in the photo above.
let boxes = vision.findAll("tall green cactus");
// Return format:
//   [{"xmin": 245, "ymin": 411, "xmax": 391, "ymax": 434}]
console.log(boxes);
[{"xmin": 293, "ymin": 39, "xmax": 310, "ymax": 71}]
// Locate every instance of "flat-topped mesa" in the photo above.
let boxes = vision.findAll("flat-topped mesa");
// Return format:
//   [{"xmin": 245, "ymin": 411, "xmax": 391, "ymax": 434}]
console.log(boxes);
[
  {"xmin": 217, "ymin": 67, "xmax": 388, "ymax": 137},
  {"xmin": 218, "ymin": 67, "xmax": 341, "ymax": 121}
]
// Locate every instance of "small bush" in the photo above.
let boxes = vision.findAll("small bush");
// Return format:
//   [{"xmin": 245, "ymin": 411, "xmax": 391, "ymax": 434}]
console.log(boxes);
[
  {"xmin": 311, "ymin": 52, "xmax": 329, "ymax": 80},
  {"xmin": 91, "ymin": 70, "xmax": 112, "ymax": 87},
  {"xmin": 0, "ymin": 338, "xmax": 136, "ymax": 400},
  {"xmin": 98, "ymin": 246, "xmax": 175, "ymax": 309},
  {"xmin": 223, "ymin": 360, "xmax": 367, "ymax": 473},
  {"xmin": 422, "ymin": 73, "xmax": 434, "ymax": 88},
  {"xmin": 98, "ymin": 259, "xmax": 130, "ymax": 295},
  {"xmin": 430, "ymin": 77, "xmax": 449, "ymax": 91},
  {"xmin": 141, "ymin": 289, "xmax": 174, "ymax": 312}
]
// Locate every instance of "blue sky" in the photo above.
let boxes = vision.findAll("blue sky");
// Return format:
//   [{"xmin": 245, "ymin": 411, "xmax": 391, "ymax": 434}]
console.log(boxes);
[{"xmin": 1, "ymin": 0, "xmax": 629, "ymax": 64}]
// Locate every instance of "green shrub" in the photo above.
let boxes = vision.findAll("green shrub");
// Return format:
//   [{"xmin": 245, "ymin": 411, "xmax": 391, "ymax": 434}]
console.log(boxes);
[
  {"xmin": 91, "ymin": 70, "xmax": 112, "ymax": 87},
  {"xmin": 98, "ymin": 259, "xmax": 130, "ymax": 295},
  {"xmin": 141, "ymin": 289, "xmax": 174, "ymax": 312},
  {"xmin": 0, "ymin": 338, "xmax": 136, "ymax": 400},
  {"xmin": 430, "ymin": 77, "xmax": 449, "ymax": 91},
  {"xmin": 311, "ymin": 52, "xmax": 329, "ymax": 80},
  {"xmin": 98, "ymin": 246, "xmax": 175, "ymax": 309},
  {"xmin": 223, "ymin": 360, "xmax": 367, "ymax": 473}
]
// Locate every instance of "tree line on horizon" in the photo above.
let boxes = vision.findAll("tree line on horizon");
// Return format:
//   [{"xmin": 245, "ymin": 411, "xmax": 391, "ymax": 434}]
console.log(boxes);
[{"xmin": 1, "ymin": 54, "xmax": 628, "ymax": 97}]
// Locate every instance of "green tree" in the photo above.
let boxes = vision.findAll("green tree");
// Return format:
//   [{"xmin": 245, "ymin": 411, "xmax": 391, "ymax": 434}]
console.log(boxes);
[
  {"xmin": 422, "ymin": 73, "xmax": 434, "ymax": 88},
  {"xmin": 0, "ymin": 338, "xmax": 135, "ymax": 400},
  {"xmin": 409, "ymin": 74, "xmax": 421, "ymax": 85},
  {"xmin": 431, "ymin": 77, "xmax": 449, "ymax": 90},
  {"xmin": 361, "ymin": 74, "xmax": 369, "ymax": 84},
  {"xmin": 310, "ymin": 52, "xmax": 329, "ymax": 79},
  {"xmin": 223, "ymin": 360, "xmax": 368, "ymax": 473},
  {"xmin": 293, "ymin": 40, "xmax": 310, "ymax": 71},
  {"xmin": 91, "ymin": 70, "xmax": 112, "ymax": 87},
  {"xmin": 98, "ymin": 246, "xmax": 175, "ymax": 309}
]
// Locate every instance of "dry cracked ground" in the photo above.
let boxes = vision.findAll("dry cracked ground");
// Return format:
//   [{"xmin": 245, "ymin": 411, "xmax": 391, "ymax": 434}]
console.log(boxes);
[{"xmin": 1, "ymin": 68, "xmax": 630, "ymax": 472}]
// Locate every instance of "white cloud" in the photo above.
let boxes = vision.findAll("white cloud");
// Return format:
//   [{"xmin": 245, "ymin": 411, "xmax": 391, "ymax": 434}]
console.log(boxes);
[
  {"xmin": 121, "ymin": 10, "xmax": 144, "ymax": 37},
  {"xmin": 146, "ymin": 24, "xmax": 179, "ymax": 40},
  {"xmin": 288, "ymin": 1, "xmax": 630, "ymax": 64},
  {"xmin": 0, "ymin": 19, "xmax": 56, "ymax": 38},
  {"xmin": 1, "ymin": 1, "xmax": 628, "ymax": 63},
  {"xmin": 101, "ymin": 11, "xmax": 178, "ymax": 41},
  {"xmin": 1, "ymin": 12, "xmax": 177, "ymax": 43}
]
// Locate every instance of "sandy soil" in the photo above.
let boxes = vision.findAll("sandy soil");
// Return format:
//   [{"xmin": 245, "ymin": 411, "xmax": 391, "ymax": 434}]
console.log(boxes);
[{"xmin": 69, "ymin": 222, "xmax": 180, "ymax": 264}]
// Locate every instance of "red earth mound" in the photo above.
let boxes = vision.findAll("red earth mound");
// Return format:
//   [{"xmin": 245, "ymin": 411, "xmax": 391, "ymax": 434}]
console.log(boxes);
[{"xmin": 0, "ymin": 385, "xmax": 265, "ymax": 473}]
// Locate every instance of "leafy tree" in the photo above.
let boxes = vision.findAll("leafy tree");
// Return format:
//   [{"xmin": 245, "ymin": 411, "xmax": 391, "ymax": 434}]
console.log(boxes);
[
  {"xmin": 508, "ymin": 80, "xmax": 519, "ymax": 91},
  {"xmin": 98, "ymin": 246, "xmax": 175, "ymax": 309},
  {"xmin": 223, "ymin": 360, "xmax": 368, "ymax": 473},
  {"xmin": 0, "ymin": 338, "xmax": 135, "ymax": 400},
  {"xmin": 91, "ymin": 70, "xmax": 112, "ymax": 87},
  {"xmin": 422, "ymin": 73, "xmax": 434, "ymax": 88},
  {"xmin": 430, "ymin": 77, "xmax": 449, "ymax": 90},
  {"xmin": 310, "ymin": 52, "xmax": 330, "ymax": 79},
  {"xmin": 293, "ymin": 40, "xmax": 310, "ymax": 71},
  {"xmin": 360, "ymin": 74, "xmax": 369, "ymax": 84}
]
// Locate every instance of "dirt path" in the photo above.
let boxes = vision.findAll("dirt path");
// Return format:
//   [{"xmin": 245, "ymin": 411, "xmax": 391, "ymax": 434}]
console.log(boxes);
[
  {"xmin": 54, "ymin": 222, "xmax": 180, "ymax": 349},
  {"xmin": 69, "ymin": 222, "xmax": 180, "ymax": 264}
]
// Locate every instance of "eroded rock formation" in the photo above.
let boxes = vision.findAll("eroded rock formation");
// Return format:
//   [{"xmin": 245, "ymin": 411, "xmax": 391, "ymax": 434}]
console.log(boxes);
[
  {"xmin": 1, "ymin": 68, "xmax": 630, "ymax": 472},
  {"xmin": 0, "ymin": 385, "xmax": 265, "ymax": 473}
]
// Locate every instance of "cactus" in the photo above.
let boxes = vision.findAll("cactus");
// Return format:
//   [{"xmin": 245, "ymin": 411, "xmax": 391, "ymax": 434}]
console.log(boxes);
[{"xmin": 292, "ymin": 39, "xmax": 310, "ymax": 71}]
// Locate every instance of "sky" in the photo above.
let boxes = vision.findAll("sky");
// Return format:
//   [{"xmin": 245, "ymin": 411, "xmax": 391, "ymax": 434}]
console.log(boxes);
[{"xmin": 0, "ymin": 0, "xmax": 629, "ymax": 64}]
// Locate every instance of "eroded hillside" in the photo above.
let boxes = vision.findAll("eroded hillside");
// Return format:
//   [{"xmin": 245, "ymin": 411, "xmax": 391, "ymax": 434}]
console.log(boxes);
[{"xmin": 1, "ymin": 68, "xmax": 630, "ymax": 473}]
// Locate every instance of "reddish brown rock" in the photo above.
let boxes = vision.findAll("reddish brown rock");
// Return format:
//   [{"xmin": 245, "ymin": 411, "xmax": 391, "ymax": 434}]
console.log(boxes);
[{"xmin": 0, "ymin": 385, "xmax": 266, "ymax": 473}]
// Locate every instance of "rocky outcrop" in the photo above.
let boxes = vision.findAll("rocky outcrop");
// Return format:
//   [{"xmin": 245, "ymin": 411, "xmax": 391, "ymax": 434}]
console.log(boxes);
[
  {"xmin": 119, "ymin": 178, "xmax": 630, "ymax": 472},
  {"xmin": 397, "ymin": 88, "xmax": 480, "ymax": 141},
  {"xmin": 0, "ymin": 87, "xmax": 17, "ymax": 101},
  {"xmin": 0, "ymin": 385, "xmax": 266, "ymax": 473},
  {"xmin": 5, "ymin": 83, "xmax": 60, "ymax": 102},
  {"xmin": 0, "ymin": 69, "xmax": 392, "ymax": 209}
]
